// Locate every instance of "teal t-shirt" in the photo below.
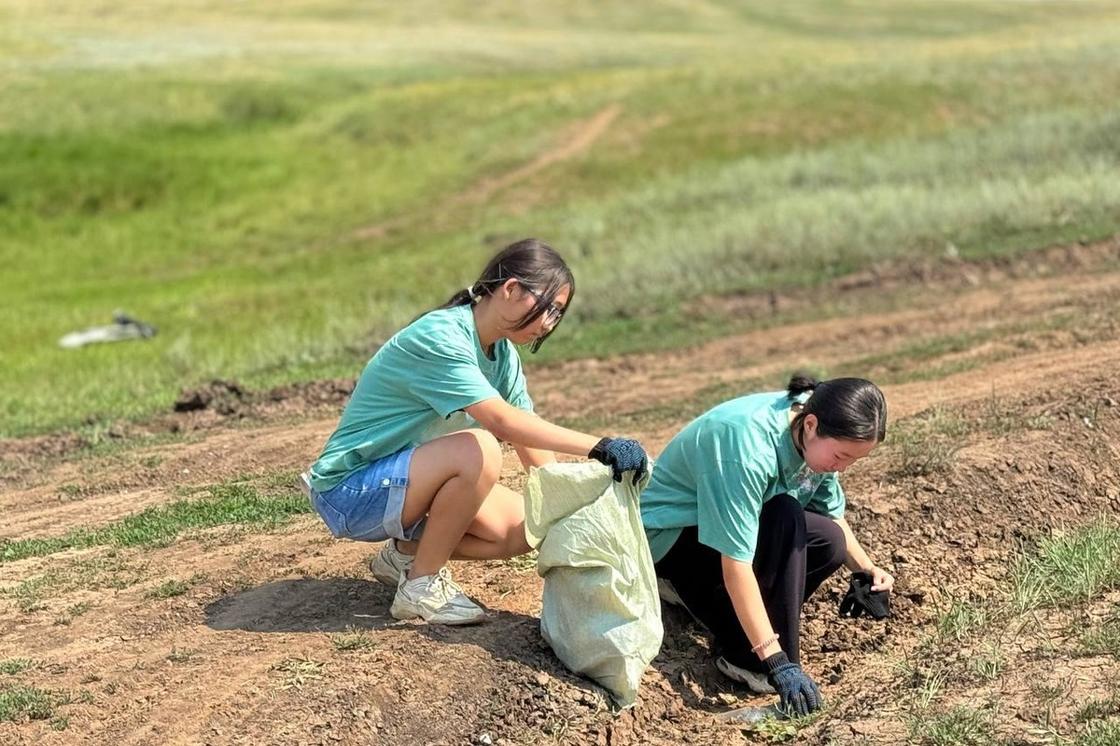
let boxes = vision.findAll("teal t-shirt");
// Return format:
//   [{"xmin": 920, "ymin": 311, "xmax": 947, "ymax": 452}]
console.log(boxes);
[
  {"xmin": 309, "ymin": 304, "xmax": 533, "ymax": 492},
  {"xmin": 640, "ymin": 391, "xmax": 846, "ymax": 563}
]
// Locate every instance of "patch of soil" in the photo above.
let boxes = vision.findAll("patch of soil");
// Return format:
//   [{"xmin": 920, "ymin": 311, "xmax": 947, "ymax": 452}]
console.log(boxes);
[{"xmin": 2, "ymin": 247, "xmax": 1120, "ymax": 745}]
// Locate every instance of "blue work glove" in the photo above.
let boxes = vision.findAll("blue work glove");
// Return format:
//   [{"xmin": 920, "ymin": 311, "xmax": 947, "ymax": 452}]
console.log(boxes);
[
  {"xmin": 764, "ymin": 652, "xmax": 824, "ymax": 718},
  {"xmin": 588, "ymin": 437, "xmax": 649, "ymax": 485}
]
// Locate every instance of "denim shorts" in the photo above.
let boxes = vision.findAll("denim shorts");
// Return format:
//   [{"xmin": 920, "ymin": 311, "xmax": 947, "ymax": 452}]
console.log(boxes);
[{"xmin": 310, "ymin": 447, "xmax": 423, "ymax": 543}]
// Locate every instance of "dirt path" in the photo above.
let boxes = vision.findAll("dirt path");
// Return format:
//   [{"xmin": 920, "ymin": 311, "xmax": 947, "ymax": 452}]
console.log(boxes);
[
  {"xmin": 352, "ymin": 103, "xmax": 622, "ymax": 241},
  {"xmin": 2, "ymin": 252, "xmax": 1119, "ymax": 744}
]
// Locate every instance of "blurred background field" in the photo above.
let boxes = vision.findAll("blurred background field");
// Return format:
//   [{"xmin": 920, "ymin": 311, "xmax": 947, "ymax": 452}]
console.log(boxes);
[{"xmin": 3, "ymin": 0, "xmax": 1119, "ymax": 436}]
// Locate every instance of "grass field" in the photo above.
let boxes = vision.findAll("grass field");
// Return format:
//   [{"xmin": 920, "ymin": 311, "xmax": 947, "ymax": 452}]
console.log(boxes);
[{"xmin": 3, "ymin": 0, "xmax": 1120, "ymax": 436}]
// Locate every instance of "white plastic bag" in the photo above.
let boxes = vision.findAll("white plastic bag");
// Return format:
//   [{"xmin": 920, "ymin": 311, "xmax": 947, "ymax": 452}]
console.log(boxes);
[{"xmin": 523, "ymin": 461, "xmax": 662, "ymax": 708}]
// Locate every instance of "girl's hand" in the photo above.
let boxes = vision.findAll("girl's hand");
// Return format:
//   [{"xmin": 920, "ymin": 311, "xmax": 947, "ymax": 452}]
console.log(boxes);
[
  {"xmin": 868, "ymin": 565, "xmax": 894, "ymax": 592},
  {"xmin": 588, "ymin": 437, "xmax": 649, "ymax": 485}
]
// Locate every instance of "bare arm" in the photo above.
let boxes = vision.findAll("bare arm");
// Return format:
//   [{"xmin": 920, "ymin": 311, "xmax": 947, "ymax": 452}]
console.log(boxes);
[
  {"xmin": 513, "ymin": 444, "xmax": 556, "ymax": 471},
  {"xmin": 466, "ymin": 398, "xmax": 600, "ymax": 457},
  {"xmin": 832, "ymin": 516, "xmax": 894, "ymax": 592},
  {"xmin": 722, "ymin": 555, "xmax": 784, "ymax": 660}
]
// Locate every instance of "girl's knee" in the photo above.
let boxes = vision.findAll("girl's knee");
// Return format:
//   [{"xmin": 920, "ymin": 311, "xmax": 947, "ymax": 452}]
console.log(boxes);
[
  {"xmin": 762, "ymin": 494, "xmax": 806, "ymax": 529},
  {"xmin": 455, "ymin": 429, "xmax": 503, "ymax": 484},
  {"xmin": 813, "ymin": 518, "xmax": 847, "ymax": 572}
]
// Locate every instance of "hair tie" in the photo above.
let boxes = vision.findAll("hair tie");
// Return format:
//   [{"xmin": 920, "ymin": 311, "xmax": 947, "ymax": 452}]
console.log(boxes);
[{"xmin": 466, "ymin": 284, "xmax": 482, "ymax": 303}]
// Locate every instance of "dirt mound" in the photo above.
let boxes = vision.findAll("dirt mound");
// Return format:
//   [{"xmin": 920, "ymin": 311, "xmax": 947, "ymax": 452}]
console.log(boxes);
[{"xmin": 172, "ymin": 378, "xmax": 355, "ymax": 418}]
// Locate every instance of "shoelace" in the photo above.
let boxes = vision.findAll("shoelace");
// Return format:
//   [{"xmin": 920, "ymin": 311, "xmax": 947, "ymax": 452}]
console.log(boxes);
[{"xmin": 426, "ymin": 567, "xmax": 459, "ymax": 604}]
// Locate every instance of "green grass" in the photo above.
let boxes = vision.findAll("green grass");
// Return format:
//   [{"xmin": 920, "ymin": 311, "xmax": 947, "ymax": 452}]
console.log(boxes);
[
  {"xmin": 0, "ymin": 684, "xmax": 60, "ymax": 723},
  {"xmin": 5, "ymin": 2, "xmax": 1120, "ymax": 436},
  {"xmin": 894, "ymin": 522, "xmax": 1120, "ymax": 744},
  {"xmin": 0, "ymin": 482, "xmax": 311, "ymax": 564},
  {"xmin": 498, "ymin": 550, "xmax": 539, "ymax": 575},
  {"xmin": 908, "ymin": 705, "xmax": 998, "ymax": 746},
  {"xmin": 146, "ymin": 579, "xmax": 191, "ymax": 599},
  {"xmin": 935, "ymin": 596, "xmax": 992, "ymax": 644},
  {"xmin": 1073, "ymin": 721, "xmax": 1120, "ymax": 746},
  {"xmin": 1010, "ymin": 520, "xmax": 1120, "ymax": 612},
  {"xmin": 272, "ymin": 656, "xmax": 325, "ymax": 690},
  {"xmin": 739, "ymin": 711, "xmax": 821, "ymax": 743},
  {"xmin": 1, "ymin": 552, "xmax": 145, "ymax": 612},
  {"xmin": 1079, "ymin": 612, "xmax": 1120, "ymax": 659},
  {"xmin": 888, "ymin": 406, "xmax": 969, "ymax": 478},
  {"xmin": 329, "ymin": 628, "xmax": 376, "ymax": 652},
  {"xmin": 0, "ymin": 659, "xmax": 35, "ymax": 676},
  {"xmin": 1074, "ymin": 691, "xmax": 1120, "ymax": 724},
  {"xmin": 967, "ymin": 645, "xmax": 1004, "ymax": 683}
]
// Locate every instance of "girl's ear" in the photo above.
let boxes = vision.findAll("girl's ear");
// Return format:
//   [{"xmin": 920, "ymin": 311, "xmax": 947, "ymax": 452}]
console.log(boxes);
[
  {"xmin": 499, "ymin": 278, "xmax": 520, "ymax": 299},
  {"xmin": 803, "ymin": 414, "xmax": 818, "ymax": 440}
]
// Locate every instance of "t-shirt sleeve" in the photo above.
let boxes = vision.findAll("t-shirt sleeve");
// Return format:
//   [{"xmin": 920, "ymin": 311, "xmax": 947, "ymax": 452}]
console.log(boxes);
[
  {"xmin": 503, "ymin": 351, "xmax": 534, "ymax": 413},
  {"xmin": 806, "ymin": 474, "xmax": 846, "ymax": 518},
  {"xmin": 696, "ymin": 458, "xmax": 773, "ymax": 563},
  {"xmin": 397, "ymin": 329, "xmax": 502, "ymax": 418}
]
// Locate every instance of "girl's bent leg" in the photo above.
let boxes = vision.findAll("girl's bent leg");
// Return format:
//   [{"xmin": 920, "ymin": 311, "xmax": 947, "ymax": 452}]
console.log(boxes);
[
  {"xmin": 803, "ymin": 512, "xmax": 847, "ymax": 601},
  {"xmin": 402, "ymin": 483, "xmax": 530, "ymax": 560},
  {"xmin": 752, "ymin": 494, "xmax": 808, "ymax": 664},
  {"xmin": 400, "ymin": 429, "xmax": 502, "ymax": 579},
  {"xmin": 452, "ymin": 483, "xmax": 531, "ymax": 560},
  {"xmin": 654, "ymin": 528, "xmax": 756, "ymax": 668}
]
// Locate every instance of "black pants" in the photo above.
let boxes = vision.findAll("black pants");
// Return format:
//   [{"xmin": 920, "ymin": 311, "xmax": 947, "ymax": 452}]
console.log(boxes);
[{"xmin": 654, "ymin": 494, "xmax": 846, "ymax": 672}]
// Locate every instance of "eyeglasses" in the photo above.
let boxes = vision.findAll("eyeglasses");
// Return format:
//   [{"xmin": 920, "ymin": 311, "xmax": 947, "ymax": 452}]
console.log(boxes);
[{"xmin": 519, "ymin": 283, "xmax": 565, "ymax": 325}]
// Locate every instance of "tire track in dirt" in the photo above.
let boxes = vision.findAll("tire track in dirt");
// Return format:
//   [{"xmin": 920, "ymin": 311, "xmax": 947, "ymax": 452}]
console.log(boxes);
[
  {"xmin": 886, "ymin": 337, "xmax": 1120, "ymax": 419},
  {"xmin": 532, "ymin": 268, "xmax": 1120, "ymax": 423},
  {"xmin": 351, "ymin": 103, "xmax": 622, "ymax": 241},
  {"xmin": 0, "ymin": 424, "xmax": 324, "ymax": 541}
]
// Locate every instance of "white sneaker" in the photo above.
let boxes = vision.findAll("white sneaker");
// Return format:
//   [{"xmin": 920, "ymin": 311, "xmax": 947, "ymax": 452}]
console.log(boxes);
[
  {"xmin": 716, "ymin": 656, "xmax": 777, "ymax": 694},
  {"xmin": 657, "ymin": 577, "xmax": 685, "ymax": 606},
  {"xmin": 658, "ymin": 577, "xmax": 706, "ymax": 626},
  {"xmin": 369, "ymin": 540, "xmax": 413, "ymax": 586},
  {"xmin": 390, "ymin": 567, "xmax": 486, "ymax": 625}
]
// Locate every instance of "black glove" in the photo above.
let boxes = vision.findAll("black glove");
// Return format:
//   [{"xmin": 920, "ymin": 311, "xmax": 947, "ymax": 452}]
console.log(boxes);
[
  {"xmin": 839, "ymin": 571, "xmax": 891, "ymax": 619},
  {"xmin": 764, "ymin": 652, "xmax": 824, "ymax": 718},
  {"xmin": 588, "ymin": 437, "xmax": 649, "ymax": 485}
]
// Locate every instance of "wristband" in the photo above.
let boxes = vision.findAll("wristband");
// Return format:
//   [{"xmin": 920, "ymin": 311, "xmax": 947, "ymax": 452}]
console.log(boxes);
[{"xmin": 751, "ymin": 633, "xmax": 780, "ymax": 655}]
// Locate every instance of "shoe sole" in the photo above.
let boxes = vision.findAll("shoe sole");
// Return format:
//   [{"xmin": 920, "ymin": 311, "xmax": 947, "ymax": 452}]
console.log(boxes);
[{"xmin": 389, "ymin": 602, "xmax": 487, "ymax": 626}]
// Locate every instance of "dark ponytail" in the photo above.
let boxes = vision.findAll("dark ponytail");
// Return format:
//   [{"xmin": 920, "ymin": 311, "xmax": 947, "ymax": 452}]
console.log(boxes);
[
  {"xmin": 786, "ymin": 373, "xmax": 820, "ymax": 399},
  {"xmin": 789, "ymin": 374, "xmax": 887, "ymax": 443},
  {"xmin": 438, "ymin": 238, "xmax": 575, "ymax": 353}
]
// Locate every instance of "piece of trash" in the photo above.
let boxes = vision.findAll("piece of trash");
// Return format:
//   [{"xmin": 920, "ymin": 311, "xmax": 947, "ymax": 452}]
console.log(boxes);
[
  {"xmin": 59, "ymin": 311, "xmax": 157, "ymax": 349},
  {"xmin": 715, "ymin": 704, "xmax": 787, "ymax": 724}
]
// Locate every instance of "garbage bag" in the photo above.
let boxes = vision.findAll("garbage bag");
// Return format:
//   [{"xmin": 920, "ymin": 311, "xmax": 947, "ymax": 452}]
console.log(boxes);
[
  {"xmin": 523, "ymin": 461, "xmax": 662, "ymax": 708},
  {"xmin": 58, "ymin": 311, "xmax": 157, "ymax": 349}
]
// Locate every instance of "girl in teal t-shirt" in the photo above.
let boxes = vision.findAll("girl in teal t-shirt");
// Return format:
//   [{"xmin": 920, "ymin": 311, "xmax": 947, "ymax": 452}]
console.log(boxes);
[
  {"xmin": 305, "ymin": 238, "xmax": 648, "ymax": 626},
  {"xmin": 640, "ymin": 375, "xmax": 892, "ymax": 717}
]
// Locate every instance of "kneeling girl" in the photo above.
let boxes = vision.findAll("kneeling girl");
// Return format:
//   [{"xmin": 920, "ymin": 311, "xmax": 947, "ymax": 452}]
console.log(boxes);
[{"xmin": 640, "ymin": 375, "xmax": 893, "ymax": 715}]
